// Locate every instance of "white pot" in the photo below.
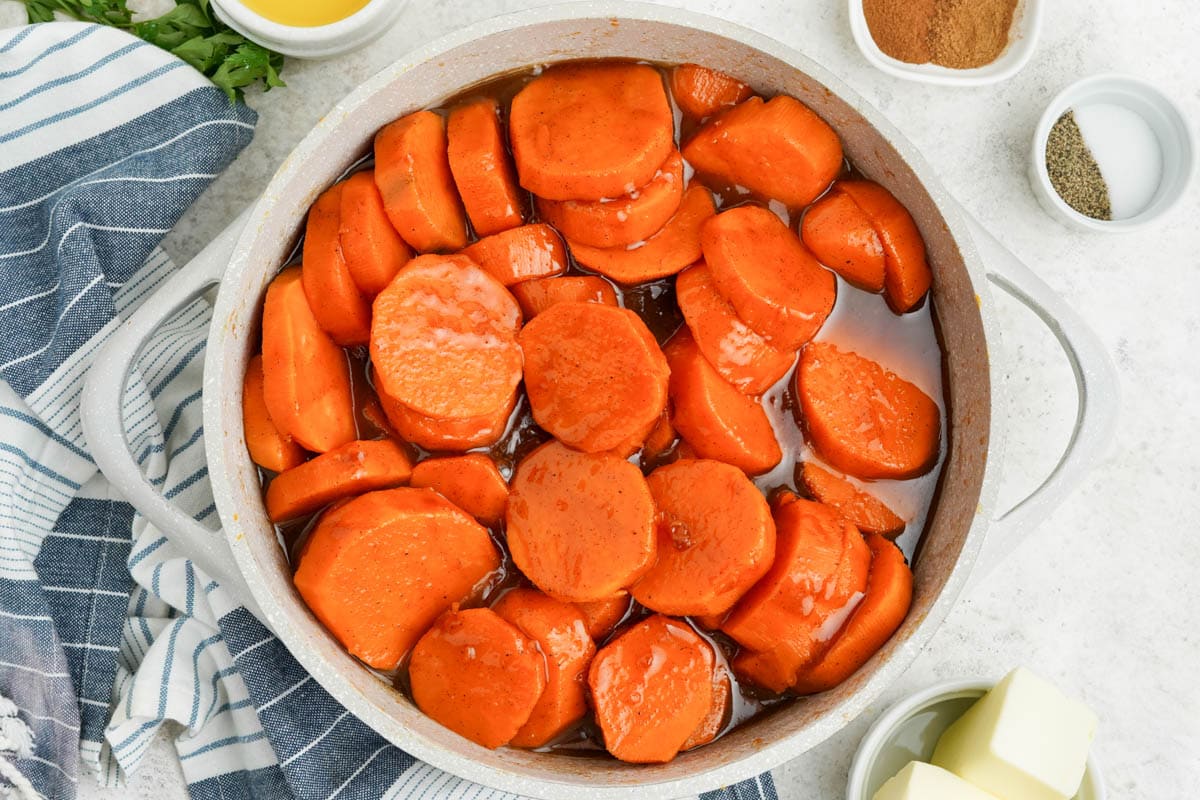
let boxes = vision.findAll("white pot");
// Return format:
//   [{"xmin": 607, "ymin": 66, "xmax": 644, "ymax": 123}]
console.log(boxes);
[{"xmin": 80, "ymin": 3, "xmax": 1119, "ymax": 797}]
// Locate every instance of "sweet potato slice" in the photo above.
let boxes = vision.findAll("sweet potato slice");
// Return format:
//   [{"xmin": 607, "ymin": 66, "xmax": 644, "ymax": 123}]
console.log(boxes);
[
  {"xmin": 370, "ymin": 254, "xmax": 522, "ymax": 420},
  {"xmin": 574, "ymin": 594, "xmax": 632, "ymax": 641},
  {"xmin": 510, "ymin": 275, "xmax": 618, "ymax": 318},
  {"xmin": 631, "ymin": 459, "xmax": 775, "ymax": 616},
  {"xmin": 375, "ymin": 373, "xmax": 516, "ymax": 452},
  {"xmin": 293, "ymin": 488, "xmax": 500, "ymax": 669},
  {"xmin": 664, "ymin": 329, "xmax": 782, "ymax": 475},
  {"xmin": 519, "ymin": 301, "xmax": 669, "ymax": 454},
  {"xmin": 374, "ymin": 110, "xmax": 468, "ymax": 252},
  {"xmin": 568, "ymin": 185, "xmax": 716, "ymax": 284},
  {"xmin": 723, "ymin": 494, "xmax": 870, "ymax": 692},
  {"xmin": 409, "ymin": 607, "xmax": 546, "ymax": 749},
  {"xmin": 462, "ymin": 223, "xmax": 567, "ymax": 286},
  {"xmin": 797, "ymin": 342, "xmax": 940, "ymax": 480},
  {"xmin": 265, "ymin": 439, "xmax": 412, "ymax": 522},
  {"xmin": 409, "ymin": 453, "xmax": 508, "ymax": 526},
  {"xmin": 509, "ymin": 62, "xmax": 674, "ymax": 200},
  {"xmin": 537, "ymin": 150, "xmax": 684, "ymax": 248},
  {"xmin": 792, "ymin": 534, "xmax": 913, "ymax": 694},
  {"xmin": 302, "ymin": 183, "xmax": 373, "ymax": 346},
  {"xmin": 682, "ymin": 95, "xmax": 843, "ymax": 208},
  {"xmin": 670, "ymin": 64, "xmax": 753, "ymax": 120},
  {"xmin": 588, "ymin": 615, "xmax": 714, "ymax": 763},
  {"xmin": 676, "ymin": 263, "xmax": 796, "ymax": 395},
  {"xmin": 835, "ymin": 180, "xmax": 932, "ymax": 312},
  {"xmin": 798, "ymin": 462, "xmax": 906, "ymax": 538},
  {"xmin": 493, "ymin": 588, "xmax": 596, "ymax": 748},
  {"xmin": 338, "ymin": 170, "xmax": 413, "ymax": 297},
  {"xmin": 447, "ymin": 97, "xmax": 525, "ymax": 236},
  {"xmin": 682, "ymin": 664, "xmax": 732, "ymax": 750},
  {"xmin": 507, "ymin": 441, "xmax": 656, "ymax": 603},
  {"xmin": 261, "ymin": 267, "xmax": 356, "ymax": 453},
  {"xmin": 702, "ymin": 205, "xmax": 836, "ymax": 350},
  {"xmin": 800, "ymin": 187, "xmax": 885, "ymax": 292},
  {"xmin": 243, "ymin": 355, "xmax": 307, "ymax": 473}
]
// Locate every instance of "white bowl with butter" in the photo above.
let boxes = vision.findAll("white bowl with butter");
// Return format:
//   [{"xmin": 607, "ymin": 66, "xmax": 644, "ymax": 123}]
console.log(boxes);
[
  {"xmin": 847, "ymin": 673, "xmax": 1104, "ymax": 800},
  {"xmin": 209, "ymin": 0, "xmax": 407, "ymax": 59}
]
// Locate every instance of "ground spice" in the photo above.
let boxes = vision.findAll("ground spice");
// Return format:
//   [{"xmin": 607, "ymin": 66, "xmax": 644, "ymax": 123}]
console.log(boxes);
[
  {"xmin": 1045, "ymin": 110, "xmax": 1113, "ymax": 221},
  {"xmin": 862, "ymin": 0, "xmax": 1019, "ymax": 69}
]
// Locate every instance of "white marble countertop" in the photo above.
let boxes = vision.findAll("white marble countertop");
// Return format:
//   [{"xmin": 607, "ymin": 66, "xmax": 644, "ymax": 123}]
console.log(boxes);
[{"xmin": 79, "ymin": 0, "xmax": 1200, "ymax": 797}]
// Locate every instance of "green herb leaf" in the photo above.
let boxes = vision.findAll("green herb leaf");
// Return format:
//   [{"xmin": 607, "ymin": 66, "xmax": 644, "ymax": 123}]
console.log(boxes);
[{"xmin": 20, "ymin": 0, "xmax": 285, "ymax": 103}]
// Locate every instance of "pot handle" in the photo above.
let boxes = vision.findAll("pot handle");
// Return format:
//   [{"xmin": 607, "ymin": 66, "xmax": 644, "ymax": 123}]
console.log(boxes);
[
  {"xmin": 963, "ymin": 216, "xmax": 1120, "ymax": 585},
  {"xmin": 80, "ymin": 210, "xmax": 265, "ymax": 622}
]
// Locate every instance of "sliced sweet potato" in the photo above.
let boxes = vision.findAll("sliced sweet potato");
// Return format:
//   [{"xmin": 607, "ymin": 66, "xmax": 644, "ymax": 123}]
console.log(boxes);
[
  {"xmin": 243, "ymin": 354, "xmax": 307, "ymax": 473},
  {"xmin": 519, "ymin": 301, "xmax": 669, "ymax": 454},
  {"xmin": 510, "ymin": 275, "xmax": 618, "ymax": 319},
  {"xmin": 670, "ymin": 64, "xmax": 753, "ymax": 120},
  {"xmin": 265, "ymin": 439, "xmax": 412, "ymax": 522},
  {"xmin": 631, "ymin": 459, "xmax": 776, "ymax": 616},
  {"xmin": 338, "ymin": 170, "xmax": 413, "ymax": 297},
  {"xmin": 293, "ymin": 488, "xmax": 500, "ymax": 669},
  {"xmin": 409, "ymin": 453, "xmax": 508, "ymax": 526},
  {"xmin": 569, "ymin": 185, "xmax": 716, "ymax": 284},
  {"xmin": 509, "ymin": 62, "xmax": 674, "ymax": 200},
  {"xmin": 537, "ymin": 150, "xmax": 684, "ymax": 248},
  {"xmin": 462, "ymin": 223, "xmax": 567, "ymax": 286},
  {"xmin": 507, "ymin": 441, "xmax": 656, "ymax": 603},
  {"xmin": 835, "ymin": 180, "xmax": 932, "ymax": 312},
  {"xmin": 798, "ymin": 462, "xmax": 905, "ymax": 538},
  {"xmin": 302, "ymin": 183, "xmax": 373, "ymax": 346},
  {"xmin": 800, "ymin": 187, "xmax": 885, "ymax": 292},
  {"xmin": 682, "ymin": 664, "xmax": 732, "ymax": 750},
  {"xmin": 797, "ymin": 342, "xmax": 940, "ymax": 480},
  {"xmin": 675, "ymin": 263, "xmax": 796, "ymax": 395},
  {"xmin": 447, "ymin": 97, "xmax": 525, "ymax": 236},
  {"xmin": 375, "ymin": 373, "xmax": 516, "ymax": 452},
  {"xmin": 682, "ymin": 95, "xmax": 843, "ymax": 208}
]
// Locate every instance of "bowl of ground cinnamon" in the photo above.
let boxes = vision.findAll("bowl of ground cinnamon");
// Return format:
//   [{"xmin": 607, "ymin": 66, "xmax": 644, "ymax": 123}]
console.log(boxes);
[{"xmin": 849, "ymin": 0, "xmax": 1042, "ymax": 85}]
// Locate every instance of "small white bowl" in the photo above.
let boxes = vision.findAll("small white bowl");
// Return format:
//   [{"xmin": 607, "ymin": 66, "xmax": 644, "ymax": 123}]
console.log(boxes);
[
  {"xmin": 846, "ymin": 679, "xmax": 1105, "ymax": 800},
  {"xmin": 847, "ymin": 0, "xmax": 1042, "ymax": 86},
  {"xmin": 1029, "ymin": 73, "xmax": 1196, "ymax": 233},
  {"xmin": 210, "ymin": 0, "xmax": 407, "ymax": 59}
]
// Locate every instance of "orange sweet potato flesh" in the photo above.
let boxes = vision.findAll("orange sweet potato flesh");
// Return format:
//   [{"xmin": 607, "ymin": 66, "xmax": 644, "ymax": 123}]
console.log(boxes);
[
  {"xmin": 243, "ymin": 355, "xmax": 306, "ymax": 473},
  {"xmin": 798, "ymin": 462, "xmax": 906, "ymax": 538},
  {"xmin": 800, "ymin": 187, "xmax": 886, "ymax": 292},
  {"xmin": 588, "ymin": 615, "xmax": 714, "ymax": 763},
  {"xmin": 676, "ymin": 263, "xmax": 796, "ymax": 395},
  {"xmin": 723, "ymin": 494, "xmax": 870, "ymax": 692},
  {"xmin": 261, "ymin": 267, "xmax": 356, "ymax": 453},
  {"xmin": 632, "ymin": 459, "xmax": 776, "ymax": 616},
  {"xmin": 511, "ymin": 275, "xmax": 618, "ymax": 318},
  {"xmin": 509, "ymin": 62, "xmax": 674, "ymax": 201},
  {"xmin": 374, "ymin": 110, "xmax": 468, "ymax": 252},
  {"xmin": 792, "ymin": 533, "xmax": 913, "ymax": 694},
  {"xmin": 683, "ymin": 95, "xmax": 843, "ymax": 208},
  {"xmin": 574, "ymin": 594, "xmax": 632, "ymax": 641},
  {"xmin": 446, "ymin": 97, "xmax": 525, "ymax": 236},
  {"xmin": 538, "ymin": 150, "xmax": 684, "ymax": 248},
  {"xmin": 493, "ymin": 588, "xmax": 596, "ymax": 748},
  {"xmin": 375, "ymin": 372, "xmax": 516, "ymax": 452},
  {"xmin": 507, "ymin": 441, "xmax": 656, "ymax": 603},
  {"xmin": 338, "ymin": 170, "xmax": 413, "ymax": 297},
  {"xmin": 409, "ymin": 607, "xmax": 546, "ymax": 749},
  {"xmin": 370, "ymin": 254, "xmax": 522, "ymax": 420},
  {"xmin": 835, "ymin": 181, "xmax": 932, "ymax": 313},
  {"xmin": 682, "ymin": 665, "xmax": 732, "ymax": 750},
  {"xmin": 462, "ymin": 223, "xmax": 567, "ymax": 286},
  {"xmin": 409, "ymin": 453, "xmax": 508, "ymax": 526},
  {"xmin": 293, "ymin": 488, "xmax": 500, "ymax": 670},
  {"xmin": 797, "ymin": 342, "xmax": 940, "ymax": 480},
  {"xmin": 670, "ymin": 64, "xmax": 753, "ymax": 120},
  {"xmin": 302, "ymin": 183, "xmax": 373, "ymax": 346},
  {"xmin": 519, "ymin": 301, "xmax": 669, "ymax": 454},
  {"xmin": 664, "ymin": 329, "xmax": 782, "ymax": 475},
  {"xmin": 569, "ymin": 185, "xmax": 717, "ymax": 284},
  {"xmin": 641, "ymin": 409, "xmax": 677, "ymax": 463},
  {"xmin": 702, "ymin": 205, "xmax": 836, "ymax": 350},
  {"xmin": 265, "ymin": 439, "xmax": 413, "ymax": 522}
]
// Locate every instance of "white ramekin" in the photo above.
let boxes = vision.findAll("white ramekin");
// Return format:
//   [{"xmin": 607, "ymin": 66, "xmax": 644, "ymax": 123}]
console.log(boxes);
[{"xmin": 209, "ymin": 0, "xmax": 407, "ymax": 59}]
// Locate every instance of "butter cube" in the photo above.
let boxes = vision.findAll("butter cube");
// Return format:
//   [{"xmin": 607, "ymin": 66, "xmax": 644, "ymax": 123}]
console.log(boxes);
[
  {"xmin": 932, "ymin": 667, "xmax": 1098, "ymax": 800},
  {"xmin": 872, "ymin": 761, "xmax": 1000, "ymax": 800}
]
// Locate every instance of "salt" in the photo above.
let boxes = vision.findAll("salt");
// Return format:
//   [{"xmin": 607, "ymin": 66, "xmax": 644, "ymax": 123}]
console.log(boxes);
[{"xmin": 1073, "ymin": 102, "xmax": 1163, "ymax": 220}]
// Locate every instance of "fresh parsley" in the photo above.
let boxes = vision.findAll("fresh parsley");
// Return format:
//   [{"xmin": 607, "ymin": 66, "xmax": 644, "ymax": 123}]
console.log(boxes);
[{"xmin": 22, "ymin": 0, "xmax": 285, "ymax": 102}]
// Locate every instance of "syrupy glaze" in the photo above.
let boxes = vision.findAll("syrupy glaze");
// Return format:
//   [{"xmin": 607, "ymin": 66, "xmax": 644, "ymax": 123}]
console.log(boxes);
[{"xmin": 260, "ymin": 59, "xmax": 950, "ymax": 755}]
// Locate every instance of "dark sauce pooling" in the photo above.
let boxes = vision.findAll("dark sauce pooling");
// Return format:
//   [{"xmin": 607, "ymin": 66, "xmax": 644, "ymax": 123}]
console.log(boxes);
[{"xmin": 262, "ymin": 59, "xmax": 950, "ymax": 756}]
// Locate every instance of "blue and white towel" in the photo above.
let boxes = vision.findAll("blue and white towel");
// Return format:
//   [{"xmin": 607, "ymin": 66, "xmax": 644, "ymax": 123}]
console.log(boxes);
[{"xmin": 0, "ymin": 19, "xmax": 782, "ymax": 800}]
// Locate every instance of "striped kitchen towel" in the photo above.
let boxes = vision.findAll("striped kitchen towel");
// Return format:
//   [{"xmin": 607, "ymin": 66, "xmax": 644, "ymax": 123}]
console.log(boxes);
[{"xmin": 0, "ymin": 18, "xmax": 782, "ymax": 800}]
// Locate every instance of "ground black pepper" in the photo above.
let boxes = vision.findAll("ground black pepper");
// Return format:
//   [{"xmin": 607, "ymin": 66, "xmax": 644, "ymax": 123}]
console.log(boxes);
[{"xmin": 1045, "ymin": 110, "xmax": 1113, "ymax": 221}]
